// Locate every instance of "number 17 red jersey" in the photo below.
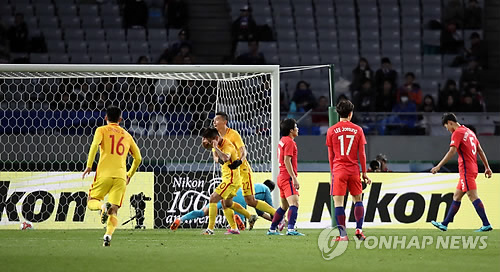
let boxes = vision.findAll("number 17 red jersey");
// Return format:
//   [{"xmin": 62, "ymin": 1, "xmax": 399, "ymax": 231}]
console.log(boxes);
[{"xmin": 326, "ymin": 121, "xmax": 367, "ymax": 174}]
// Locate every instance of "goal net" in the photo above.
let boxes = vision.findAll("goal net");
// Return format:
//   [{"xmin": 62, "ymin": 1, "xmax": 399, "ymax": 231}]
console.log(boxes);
[{"xmin": 0, "ymin": 64, "xmax": 279, "ymax": 230}]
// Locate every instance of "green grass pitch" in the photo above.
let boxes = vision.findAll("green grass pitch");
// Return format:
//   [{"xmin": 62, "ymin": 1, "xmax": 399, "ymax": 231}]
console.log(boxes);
[{"xmin": 0, "ymin": 229, "xmax": 498, "ymax": 272}]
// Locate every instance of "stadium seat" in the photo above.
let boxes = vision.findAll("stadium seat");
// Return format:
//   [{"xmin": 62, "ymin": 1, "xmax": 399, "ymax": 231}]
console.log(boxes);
[
  {"xmin": 46, "ymin": 40, "xmax": 66, "ymax": 53},
  {"xmin": 127, "ymin": 29, "xmax": 147, "ymax": 41},
  {"xmin": 103, "ymin": 17, "xmax": 123, "ymax": 28},
  {"xmin": 81, "ymin": 17, "xmax": 102, "ymax": 29},
  {"xmin": 66, "ymin": 41, "xmax": 88, "ymax": 54},
  {"xmin": 90, "ymin": 53, "xmax": 111, "ymax": 64},
  {"xmin": 35, "ymin": 4, "xmax": 55, "ymax": 16},
  {"xmin": 59, "ymin": 16, "xmax": 81, "ymax": 28},
  {"xmin": 85, "ymin": 29, "xmax": 106, "ymax": 41},
  {"xmin": 111, "ymin": 54, "xmax": 132, "ymax": 64},
  {"xmin": 108, "ymin": 41, "xmax": 129, "ymax": 54},
  {"xmin": 88, "ymin": 41, "xmax": 108, "ymax": 53},
  {"xmin": 64, "ymin": 29, "xmax": 84, "ymax": 40},
  {"xmin": 50, "ymin": 54, "xmax": 70, "ymax": 63},
  {"xmin": 42, "ymin": 28, "xmax": 62, "ymax": 40},
  {"xmin": 70, "ymin": 54, "xmax": 91, "ymax": 64},
  {"xmin": 79, "ymin": 5, "xmax": 99, "ymax": 17},
  {"xmin": 106, "ymin": 29, "xmax": 127, "ymax": 42},
  {"xmin": 38, "ymin": 17, "xmax": 59, "ymax": 28},
  {"xmin": 14, "ymin": 5, "xmax": 35, "ymax": 16},
  {"xmin": 30, "ymin": 53, "xmax": 49, "ymax": 64},
  {"xmin": 148, "ymin": 29, "xmax": 168, "ymax": 41},
  {"xmin": 316, "ymin": 18, "xmax": 336, "ymax": 28},
  {"xmin": 57, "ymin": 4, "xmax": 78, "ymax": 17}
]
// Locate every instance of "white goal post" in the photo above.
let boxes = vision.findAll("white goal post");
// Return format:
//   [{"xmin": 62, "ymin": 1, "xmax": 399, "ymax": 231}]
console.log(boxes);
[{"xmin": 0, "ymin": 64, "xmax": 280, "ymax": 229}]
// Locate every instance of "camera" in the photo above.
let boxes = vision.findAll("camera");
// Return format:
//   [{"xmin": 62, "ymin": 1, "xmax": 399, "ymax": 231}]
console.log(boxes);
[
  {"xmin": 369, "ymin": 160, "xmax": 381, "ymax": 172},
  {"xmin": 129, "ymin": 192, "xmax": 151, "ymax": 229}
]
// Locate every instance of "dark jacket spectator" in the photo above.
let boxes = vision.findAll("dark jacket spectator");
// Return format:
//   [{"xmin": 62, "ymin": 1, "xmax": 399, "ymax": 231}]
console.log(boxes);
[
  {"xmin": 462, "ymin": 85, "xmax": 485, "ymax": 111},
  {"xmin": 392, "ymin": 94, "xmax": 417, "ymax": 128},
  {"xmin": 420, "ymin": 95, "xmax": 437, "ymax": 112},
  {"xmin": 441, "ymin": 94, "xmax": 459, "ymax": 112},
  {"xmin": 461, "ymin": 93, "xmax": 482, "ymax": 112},
  {"xmin": 460, "ymin": 60, "xmax": 482, "ymax": 89},
  {"xmin": 464, "ymin": 0, "xmax": 482, "ymax": 29},
  {"xmin": 232, "ymin": 5, "xmax": 257, "ymax": 42},
  {"xmin": 169, "ymin": 29, "xmax": 192, "ymax": 59},
  {"xmin": 438, "ymin": 79, "xmax": 460, "ymax": 111},
  {"xmin": 353, "ymin": 79, "xmax": 376, "ymax": 112},
  {"xmin": 291, "ymin": 80, "xmax": 316, "ymax": 112},
  {"xmin": 311, "ymin": 96, "xmax": 329, "ymax": 125},
  {"xmin": 466, "ymin": 32, "xmax": 487, "ymax": 68},
  {"xmin": 375, "ymin": 57, "xmax": 398, "ymax": 90},
  {"xmin": 173, "ymin": 42, "xmax": 196, "ymax": 64},
  {"xmin": 397, "ymin": 73, "xmax": 423, "ymax": 106},
  {"xmin": 165, "ymin": 0, "xmax": 188, "ymax": 29},
  {"xmin": 8, "ymin": 13, "xmax": 29, "ymax": 53},
  {"xmin": 124, "ymin": 0, "xmax": 148, "ymax": 28},
  {"xmin": 440, "ymin": 22, "xmax": 464, "ymax": 54},
  {"xmin": 444, "ymin": 0, "xmax": 464, "ymax": 26},
  {"xmin": 376, "ymin": 80, "xmax": 395, "ymax": 112},
  {"xmin": 236, "ymin": 40, "xmax": 266, "ymax": 65},
  {"xmin": 350, "ymin": 57, "xmax": 374, "ymax": 91}
]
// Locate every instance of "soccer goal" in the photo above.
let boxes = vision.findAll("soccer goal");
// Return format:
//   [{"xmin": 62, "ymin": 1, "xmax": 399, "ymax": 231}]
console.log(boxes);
[{"xmin": 0, "ymin": 64, "xmax": 280, "ymax": 229}]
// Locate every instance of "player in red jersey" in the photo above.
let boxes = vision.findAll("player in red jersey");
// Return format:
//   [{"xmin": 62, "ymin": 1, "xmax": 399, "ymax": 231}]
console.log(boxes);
[
  {"xmin": 267, "ymin": 118, "xmax": 304, "ymax": 236},
  {"xmin": 326, "ymin": 99, "xmax": 371, "ymax": 241},
  {"xmin": 430, "ymin": 113, "xmax": 493, "ymax": 232}
]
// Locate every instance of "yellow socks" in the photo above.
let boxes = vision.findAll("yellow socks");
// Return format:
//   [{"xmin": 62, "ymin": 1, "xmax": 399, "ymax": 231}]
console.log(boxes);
[
  {"xmin": 105, "ymin": 214, "xmax": 118, "ymax": 236},
  {"xmin": 231, "ymin": 202, "xmax": 251, "ymax": 218},
  {"xmin": 208, "ymin": 203, "xmax": 217, "ymax": 230},
  {"xmin": 87, "ymin": 199, "xmax": 101, "ymax": 211},
  {"xmin": 256, "ymin": 200, "xmax": 276, "ymax": 216},
  {"xmin": 223, "ymin": 208, "xmax": 237, "ymax": 230}
]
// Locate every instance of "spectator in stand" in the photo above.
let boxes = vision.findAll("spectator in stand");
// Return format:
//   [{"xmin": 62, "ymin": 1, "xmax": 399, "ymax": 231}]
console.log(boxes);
[
  {"xmin": 464, "ymin": 0, "xmax": 482, "ymax": 29},
  {"xmin": 443, "ymin": 0, "xmax": 464, "ymax": 27},
  {"xmin": 440, "ymin": 21, "xmax": 464, "ymax": 54},
  {"xmin": 311, "ymin": 96, "xmax": 329, "ymax": 125},
  {"xmin": 461, "ymin": 93, "xmax": 482, "ymax": 112},
  {"xmin": 460, "ymin": 59, "xmax": 482, "ymax": 90},
  {"xmin": 420, "ymin": 95, "xmax": 437, "ymax": 112},
  {"xmin": 463, "ymin": 84, "xmax": 486, "ymax": 111},
  {"xmin": 391, "ymin": 93, "xmax": 417, "ymax": 135},
  {"xmin": 165, "ymin": 0, "xmax": 188, "ymax": 29},
  {"xmin": 375, "ymin": 57, "xmax": 398, "ymax": 90},
  {"xmin": 169, "ymin": 29, "xmax": 191, "ymax": 58},
  {"xmin": 442, "ymin": 94, "xmax": 459, "ymax": 112},
  {"xmin": 236, "ymin": 40, "xmax": 266, "ymax": 65},
  {"xmin": 280, "ymin": 91, "xmax": 289, "ymax": 113},
  {"xmin": 466, "ymin": 32, "xmax": 487, "ymax": 68},
  {"xmin": 397, "ymin": 72, "xmax": 423, "ymax": 106},
  {"xmin": 350, "ymin": 57, "xmax": 373, "ymax": 92},
  {"xmin": 353, "ymin": 78, "xmax": 376, "ymax": 112},
  {"xmin": 232, "ymin": 5, "xmax": 257, "ymax": 42},
  {"xmin": 375, "ymin": 80, "xmax": 395, "ymax": 112},
  {"xmin": 173, "ymin": 42, "xmax": 196, "ymax": 64},
  {"xmin": 124, "ymin": 0, "xmax": 148, "ymax": 28},
  {"xmin": 438, "ymin": 79, "xmax": 460, "ymax": 111},
  {"xmin": 137, "ymin": 55, "xmax": 149, "ymax": 64},
  {"xmin": 8, "ymin": 13, "xmax": 29, "ymax": 53},
  {"xmin": 291, "ymin": 80, "xmax": 316, "ymax": 112}
]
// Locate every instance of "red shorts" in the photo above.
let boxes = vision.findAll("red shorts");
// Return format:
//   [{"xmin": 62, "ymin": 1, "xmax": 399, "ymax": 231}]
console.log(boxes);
[
  {"xmin": 331, "ymin": 172, "xmax": 362, "ymax": 196},
  {"xmin": 278, "ymin": 175, "xmax": 299, "ymax": 199},
  {"xmin": 457, "ymin": 173, "xmax": 478, "ymax": 192}
]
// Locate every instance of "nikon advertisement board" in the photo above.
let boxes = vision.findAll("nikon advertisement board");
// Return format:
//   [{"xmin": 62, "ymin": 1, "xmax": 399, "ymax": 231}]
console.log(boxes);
[
  {"xmin": 0, "ymin": 172, "xmax": 154, "ymax": 229},
  {"xmin": 250, "ymin": 172, "xmax": 500, "ymax": 229}
]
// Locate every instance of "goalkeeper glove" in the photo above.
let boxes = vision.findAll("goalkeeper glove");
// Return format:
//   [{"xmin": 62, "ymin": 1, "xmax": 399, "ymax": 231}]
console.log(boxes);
[
  {"xmin": 218, "ymin": 158, "xmax": 225, "ymax": 165},
  {"xmin": 228, "ymin": 159, "xmax": 242, "ymax": 170}
]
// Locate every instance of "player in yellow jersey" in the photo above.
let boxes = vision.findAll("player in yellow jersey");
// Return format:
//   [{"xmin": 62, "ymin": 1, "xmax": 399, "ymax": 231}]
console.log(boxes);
[
  {"xmin": 200, "ymin": 127, "xmax": 245, "ymax": 235},
  {"xmin": 213, "ymin": 112, "xmax": 276, "ymax": 230},
  {"xmin": 82, "ymin": 106, "xmax": 142, "ymax": 246}
]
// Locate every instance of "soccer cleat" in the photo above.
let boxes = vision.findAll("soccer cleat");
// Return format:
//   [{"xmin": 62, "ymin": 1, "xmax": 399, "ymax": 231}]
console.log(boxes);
[
  {"xmin": 278, "ymin": 218, "xmax": 288, "ymax": 232},
  {"xmin": 286, "ymin": 230, "xmax": 305, "ymax": 236},
  {"xmin": 267, "ymin": 230, "xmax": 283, "ymax": 235},
  {"xmin": 201, "ymin": 229, "xmax": 214, "ymax": 235},
  {"xmin": 234, "ymin": 214, "xmax": 245, "ymax": 231},
  {"xmin": 474, "ymin": 225, "xmax": 493, "ymax": 232},
  {"xmin": 431, "ymin": 220, "xmax": 448, "ymax": 231},
  {"xmin": 170, "ymin": 218, "xmax": 181, "ymax": 231},
  {"xmin": 100, "ymin": 202, "xmax": 111, "ymax": 224},
  {"xmin": 224, "ymin": 229, "xmax": 240, "ymax": 235},
  {"xmin": 248, "ymin": 215, "xmax": 258, "ymax": 230},
  {"xmin": 103, "ymin": 235, "xmax": 111, "ymax": 247},
  {"xmin": 355, "ymin": 229, "xmax": 366, "ymax": 241},
  {"xmin": 334, "ymin": 236, "xmax": 348, "ymax": 241}
]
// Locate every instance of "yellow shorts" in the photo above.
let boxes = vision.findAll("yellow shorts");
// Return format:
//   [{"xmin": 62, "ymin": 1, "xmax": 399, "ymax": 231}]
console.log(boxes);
[
  {"xmin": 215, "ymin": 177, "xmax": 240, "ymax": 200},
  {"xmin": 240, "ymin": 165, "xmax": 255, "ymax": 197},
  {"xmin": 89, "ymin": 177, "xmax": 126, "ymax": 207}
]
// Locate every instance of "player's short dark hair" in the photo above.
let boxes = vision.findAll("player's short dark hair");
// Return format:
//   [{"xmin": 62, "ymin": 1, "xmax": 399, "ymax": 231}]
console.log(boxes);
[
  {"xmin": 263, "ymin": 179, "xmax": 275, "ymax": 192},
  {"xmin": 280, "ymin": 118, "xmax": 296, "ymax": 137},
  {"xmin": 201, "ymin": 127, "xmax": 219, "ymax": 139},
  {"xmin": 106, "ymin": 106, "xmax": 121, "ymax": 123},
  {"xmin": 442, "ymin": 112, "xmax": 458, "ymax": 126},
  {"xmin": 336, "ymin": 99, "xmax": 354, "ymax": 118},
  {"xmin": 215, "ymin": 112, "xmax": 229, "ymax": 121}
]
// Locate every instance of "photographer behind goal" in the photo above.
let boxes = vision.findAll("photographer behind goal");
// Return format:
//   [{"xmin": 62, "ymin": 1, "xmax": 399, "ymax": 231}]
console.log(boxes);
[{"xmin": 368, "ymin": 153, "xmax": 391, "ymax": 172}]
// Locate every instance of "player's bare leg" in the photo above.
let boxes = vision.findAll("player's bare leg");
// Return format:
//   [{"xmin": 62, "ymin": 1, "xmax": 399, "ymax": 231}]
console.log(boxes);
[
  {"xmin": 333, "ymin": 195, "xmax": 348, "ymax": 239},
  {"xmin": 431, "ymin": 189, "xmax": 465, "ymax": 231},
  {"xmin": 103, "ymin": 204, "xmax": 119, "ymax": 247},
  {"xmin": 352, "ymin": 194, "xmax": 366, "ymax": 240}
]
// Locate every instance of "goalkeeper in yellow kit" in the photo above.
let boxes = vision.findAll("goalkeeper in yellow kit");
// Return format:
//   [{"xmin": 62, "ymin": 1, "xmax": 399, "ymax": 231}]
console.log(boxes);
[{"xmin": 82, "ymin": 106, "xmax": 142, "ymax": 246}]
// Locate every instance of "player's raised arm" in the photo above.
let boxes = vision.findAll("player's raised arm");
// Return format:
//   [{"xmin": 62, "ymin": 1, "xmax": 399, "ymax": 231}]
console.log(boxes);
[
  {"xmin": 83, "ymin": 127, "xmax": 103, "ymax": 179},
  {"xmin": 212, "ymin": 141, "xmax": 231, "ymax": 162},
  {"xmin": 477, "ymin": 143, "xmax": 492, "ymax": 178},
  {"xmin": 431, "ymin": 146, "xmax": 457, "ymax": 174},
  {"xmin": 126, "ymin": 137, "xmax": 142, "ymax": 183}
]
